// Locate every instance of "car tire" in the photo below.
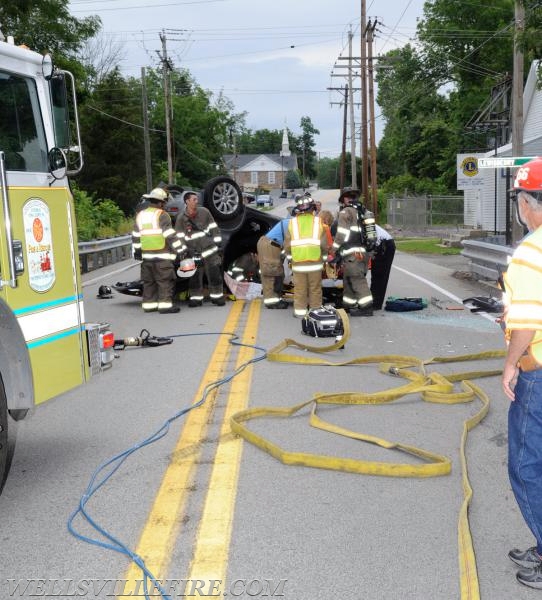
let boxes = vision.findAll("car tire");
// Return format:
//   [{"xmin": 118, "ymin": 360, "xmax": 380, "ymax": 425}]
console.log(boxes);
[
  {"xmin": 0, "ymin": 375, "xmax": 16, "ymax": 494},
  {"xmin": 203, "ymin": 176, "xmax": 245, "ymax": 222}
]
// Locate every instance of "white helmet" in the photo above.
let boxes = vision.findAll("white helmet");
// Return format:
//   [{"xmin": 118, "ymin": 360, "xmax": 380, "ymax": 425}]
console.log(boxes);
[
  {"xmin": 142, "ymin": 187, "xmax": 168, "ymax": 202},
  {"xmin": 177, "ymin": 258, "xmax": 197, "ymax": 278}
]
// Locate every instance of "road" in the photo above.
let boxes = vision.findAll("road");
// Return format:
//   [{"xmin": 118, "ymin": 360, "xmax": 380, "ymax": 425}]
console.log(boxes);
[{"xmin": 0, "ymin": 201, "xmax": 529, "ymax": 600}]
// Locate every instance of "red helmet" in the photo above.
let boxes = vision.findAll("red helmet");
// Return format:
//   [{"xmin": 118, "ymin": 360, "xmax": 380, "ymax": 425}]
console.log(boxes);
[{"xmin": 513, "ymin": 158, "xmax": 542, "ymax": 193}]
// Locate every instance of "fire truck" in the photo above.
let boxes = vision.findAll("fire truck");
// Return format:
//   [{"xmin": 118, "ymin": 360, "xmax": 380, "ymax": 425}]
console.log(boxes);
[{"xmin": 0, "ymin": 34, "xmax": 115, "ymax": 490}]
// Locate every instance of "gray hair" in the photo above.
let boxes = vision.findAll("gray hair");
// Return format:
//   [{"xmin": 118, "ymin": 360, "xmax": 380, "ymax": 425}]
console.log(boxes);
[{"xmin": 519, "ymin": 191, "xmax": 542, "ymax": 212}]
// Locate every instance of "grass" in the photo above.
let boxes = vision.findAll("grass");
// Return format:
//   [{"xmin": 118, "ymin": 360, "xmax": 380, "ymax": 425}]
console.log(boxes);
[{"xmin": 394, "ymin": 237, "xmax": 462, "ymax": 255}]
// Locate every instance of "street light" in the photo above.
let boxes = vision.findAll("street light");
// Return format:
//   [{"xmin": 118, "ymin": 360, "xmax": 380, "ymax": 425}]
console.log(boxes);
[{"xmin": 280, "ymin": 151, "xmax": 284, "ymax": 197}]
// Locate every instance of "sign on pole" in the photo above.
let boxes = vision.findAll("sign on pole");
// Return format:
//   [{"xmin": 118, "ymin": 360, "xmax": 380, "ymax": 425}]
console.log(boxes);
[
  {"xmin": 456, "ymin": 153, "xmax": 484, "ymax": 190},
  {"xmin": 478, "ymin": 156, "xmax": 535, "ymax": 169}
]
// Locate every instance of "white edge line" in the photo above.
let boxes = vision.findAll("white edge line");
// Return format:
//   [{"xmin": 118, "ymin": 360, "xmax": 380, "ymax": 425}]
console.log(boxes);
[
  {"xmin": 82, "ymin": 261, "xmax": 140, "ymax": 288},
  {"xmin": 392, "ymin": 264, "xmax": 498, "ymax": 323}
]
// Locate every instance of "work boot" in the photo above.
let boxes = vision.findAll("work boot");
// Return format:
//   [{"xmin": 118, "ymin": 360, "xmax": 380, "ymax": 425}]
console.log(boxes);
[
  {"xmin": 188, "ymin": 299, "xmax": 203, "ymax": 307},
  {"xmin": 212, "ymin": 297, "xmax": 226, "ymax": 306},
  {"xmin": 517, "ymin": 563, "xmax": 542, "ymax": 589},
  {"xmin": 159, "ymin": 306, "xmax": 180, "ymax": 314},
  {"xmin": 267, "ymin": 300, "xmax": 288, "ymax": 309},
  {"xmin": 509, "ymin": 547, "xmax": 542, "ymax": 568}
]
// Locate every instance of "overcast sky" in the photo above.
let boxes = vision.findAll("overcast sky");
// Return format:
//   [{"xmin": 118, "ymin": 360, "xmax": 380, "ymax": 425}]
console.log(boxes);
[{"xmin": 69, "ymin": 0, "xmax": 426, "ymax": 158}]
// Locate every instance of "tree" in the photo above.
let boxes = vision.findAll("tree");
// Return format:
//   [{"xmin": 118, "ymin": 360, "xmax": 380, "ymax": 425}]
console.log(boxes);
[
  {"xmin": 0, "ymin": 1, "xmax": 100, "ymax": 74},
  {"xmin": 316, "ymin": 157, "xmax": 340, "ymax": 189},
  {"xmin": 76, "ymin": 69, "xmax": 149, "ymax": 215},
  {"xmin": 78, "ymin": 32, "xmax": 126, "ymax": 91},
  {"xmin": 375, "ymin": 2, "xmax": 531, "ymax": 194},
  {"xmin": 295, "ymin": 116, "xmax": 319, "ymax": 180},
  {"xmin": 235, "ymin": 128, "xmax": 284, "ymax": 154}
]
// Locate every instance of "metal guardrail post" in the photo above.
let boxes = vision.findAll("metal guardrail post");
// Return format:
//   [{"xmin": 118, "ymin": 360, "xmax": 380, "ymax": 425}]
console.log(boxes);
[{"xmin": 461, "ymin": 239, "xmax": 513, "ymax": 282}]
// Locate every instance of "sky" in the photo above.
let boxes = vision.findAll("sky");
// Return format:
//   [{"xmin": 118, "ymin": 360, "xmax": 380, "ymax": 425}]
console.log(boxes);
[{"xmin": 69, "ymin": 0, "xmax": 427, "ymax": 158}]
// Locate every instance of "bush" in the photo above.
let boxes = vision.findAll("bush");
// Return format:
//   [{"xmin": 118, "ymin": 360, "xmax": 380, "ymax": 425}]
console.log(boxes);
[{"xmin": 72, "ymin": 185, "xmax": 133, "ymax": 240}]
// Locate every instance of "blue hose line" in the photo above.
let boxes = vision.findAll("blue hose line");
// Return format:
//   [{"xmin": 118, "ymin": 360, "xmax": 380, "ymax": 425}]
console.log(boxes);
[{"xmin": 68, "ymin": 330, "xmax": 267, "ymax": 600}]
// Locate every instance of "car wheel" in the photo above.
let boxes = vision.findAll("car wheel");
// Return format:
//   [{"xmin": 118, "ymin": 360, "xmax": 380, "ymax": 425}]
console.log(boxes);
[{"xmin": 203, "ymin": 176, "xmax": 245, "ymax": 222}]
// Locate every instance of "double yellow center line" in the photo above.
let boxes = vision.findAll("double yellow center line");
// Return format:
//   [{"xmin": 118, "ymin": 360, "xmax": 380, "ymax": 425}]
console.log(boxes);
[{"xmin": 120, "ymin": 299, "xmax": 261, "ymax": 595}]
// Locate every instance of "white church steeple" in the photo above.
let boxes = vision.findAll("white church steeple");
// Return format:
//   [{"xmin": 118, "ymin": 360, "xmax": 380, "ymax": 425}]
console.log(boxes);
[{"xmin": 280, "ymin": 126, "xmax": 291, "ymax": 158}]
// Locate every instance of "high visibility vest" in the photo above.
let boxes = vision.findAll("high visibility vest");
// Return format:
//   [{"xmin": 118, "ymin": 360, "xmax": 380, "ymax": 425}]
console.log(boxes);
[
  {"xmin": 289, "ymin": 214, "xmax": 322, "ymax": 263},
  {"xmin": 136, "ymin": 207, "xmax": 166, "ymax": 251}
]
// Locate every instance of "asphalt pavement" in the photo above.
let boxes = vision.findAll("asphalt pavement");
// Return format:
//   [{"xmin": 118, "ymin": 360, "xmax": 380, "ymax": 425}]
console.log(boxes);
[{"xmin": 0, "ymin": 211, "xmax": 525, "ymax": 600}]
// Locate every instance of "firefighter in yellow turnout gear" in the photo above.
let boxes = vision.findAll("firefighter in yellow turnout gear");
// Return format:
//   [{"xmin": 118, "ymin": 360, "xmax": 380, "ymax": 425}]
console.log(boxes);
[
  {"xmin": 132, "ymin": 188, "xmax": 184, "ymax": 313},
  {"xmin": 284, "ymin": 195, "xmax": 329, "ymax": 318}
]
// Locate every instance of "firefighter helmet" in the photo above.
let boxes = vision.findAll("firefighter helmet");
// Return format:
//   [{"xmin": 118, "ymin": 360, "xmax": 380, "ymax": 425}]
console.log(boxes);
[
  {"xmin": 142, "ymin": 187, "xmax": 168, "ymax": 203},
  {"xmin": 295, "ymin": 193, "xmax": 316, "ymax": 213},
  {"xmin": 512, "ymin": 158, "xmax": 542, "ymax": 195},
  {"xmin": 177, "ymin": 258, "xmax": 197, "ymax": 278},
  {"xmin": 338, "ymin": 186, "xmax": 360, "ymax": 204},
  {"xmin": 97, "ymin": 285, "xmax": 113, "ymax": 299}
]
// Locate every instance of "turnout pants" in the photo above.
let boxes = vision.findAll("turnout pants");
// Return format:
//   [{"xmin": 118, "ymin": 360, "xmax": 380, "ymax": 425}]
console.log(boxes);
[
  {"xmin": 257, "ymin": 236, "xmax": 284, "ymax": 307},
  {"xmin": 189, "ymin": 253, "xmax": 223, "ymax": 302},
  {"xmin": 141, "ymin": 259, "xmax": 176, "ymax": 311},
  {"xmin": 342, "ymin": 257, "xmax": 373, "ymax": 309},
  {"xmin": 292, "ymin": 268, "xmax": 322, "ymax": 317}
]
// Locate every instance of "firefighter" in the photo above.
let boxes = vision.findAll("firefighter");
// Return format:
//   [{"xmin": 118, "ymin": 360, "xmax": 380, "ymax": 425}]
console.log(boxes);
[
  {"xmin": 175, "ymin": 191, "xmax": 225, "ymax": 307},
  {"xmin": 132, "ymin": 187, "xmax": 183, "ymax": 313},
  {"xmin": 284, "ymin": 194, "xmax": 329, "ymax": 318},
  {"xmin": 226, "ymin": 251, "xmax": 260, "ymax": 282},
  {"xmin": 256, "ymin": 216, "xmax": 291, "ymax": 309},
  {"xmin": 332, "ymin": 187, "xmax": 374, "ymax": 316}
]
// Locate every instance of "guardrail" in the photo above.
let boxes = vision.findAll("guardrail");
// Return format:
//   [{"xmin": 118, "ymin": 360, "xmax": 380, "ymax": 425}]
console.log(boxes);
[
  {"xmin": 78, "ymin": 235, "xmax": 132, "ymax": 273},
  {"xmin": 460, "ymin": 238, "xmax": 513, "ymax": 282}
]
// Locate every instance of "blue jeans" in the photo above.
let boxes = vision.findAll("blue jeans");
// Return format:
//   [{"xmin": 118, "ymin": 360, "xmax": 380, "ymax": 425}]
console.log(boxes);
[{"xmin": 508, "ymin": 368, "xmax": 542, "ymax": 555}]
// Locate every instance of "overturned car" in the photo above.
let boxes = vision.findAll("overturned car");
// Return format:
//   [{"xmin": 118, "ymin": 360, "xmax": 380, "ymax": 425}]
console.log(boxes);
[{"xmin": 113, "ymin": 176, "xmax": 280, "ymax": 298}]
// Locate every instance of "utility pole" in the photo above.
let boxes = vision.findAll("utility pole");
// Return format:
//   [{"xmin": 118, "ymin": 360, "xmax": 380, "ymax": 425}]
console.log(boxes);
[
  {"xmin": 141, "ymin": 67, "xmax": 152, "ymax": 192},
  {"xmin": 512, "ymin": 0, "xmax": 525, "ymax": 243},
  {"xmin": 367, "ymin": 19, "xmax": 378, "ymax": 217},
  {"xmin": 159, "ymin": 31, "xmax": 174, "ymax": 185},
  {"xmin": 340, "ymin": 84, "xmax": 349, "ymax": 191},
  {"xmin": 360, "ymin": 0, "xmax": 369, "ymax": 206},
  {"xmin": 348, "ymin": 29, "xmax": 357, "ymax": 189}
]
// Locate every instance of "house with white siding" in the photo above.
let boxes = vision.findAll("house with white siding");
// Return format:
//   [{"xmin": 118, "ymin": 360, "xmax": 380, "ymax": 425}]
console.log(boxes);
[
  {"xmin": 223, "ymin": 127, "xmax": 298, "ymax": 193},
  {"xmin": 464, "ymin": 60, "xmax": 542, "ymax": 232}
]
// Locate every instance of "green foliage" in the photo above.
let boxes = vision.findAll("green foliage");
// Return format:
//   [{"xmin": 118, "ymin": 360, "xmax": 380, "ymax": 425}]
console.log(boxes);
[
  {"xmin": 0, "ymin": 1, "xmax": 101, "ymax": 74},
  {"xmin": 294, "ymin": 116, "xmax": 320, "ymax": 179},
  {"xmin": 374, "ymin": 2, "xmax": 531, "ymax": 195},
  {"xmin": 236, "ymin": 128, "xmax": 284, "ymax": 154},
  {"xmin": 72, "ymin": 185, "xmax": 131, "ymax": 240},
  {"xmin": 381, "ymin": 174, "xmax": 448, "ymax": 197},
  {"xmin": 76, "ymin": 69, "xmax": 148, "ymax": 215},
  {"xmin": 394, "ymin": 238, "xmax": 461, "ymax": 255},
  {"xmin": 285, "ymin": 169, "xmax": 302, "ymax": 188}
]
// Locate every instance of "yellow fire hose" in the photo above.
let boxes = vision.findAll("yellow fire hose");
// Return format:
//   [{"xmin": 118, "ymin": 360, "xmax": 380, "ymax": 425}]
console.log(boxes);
[{"xmin": 230, "ymin": 309, "xmax": 506, "ymax": 599}]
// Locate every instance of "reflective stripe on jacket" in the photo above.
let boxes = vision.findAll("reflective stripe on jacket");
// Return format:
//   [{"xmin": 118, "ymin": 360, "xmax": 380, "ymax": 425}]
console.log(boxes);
[
  {"xmin": 289, "ymin": 214, "xmax": 323, "ymax": 263},
  {"xmin": 133, "ymin": 206, "xmax": 177, "ymax": 260}
]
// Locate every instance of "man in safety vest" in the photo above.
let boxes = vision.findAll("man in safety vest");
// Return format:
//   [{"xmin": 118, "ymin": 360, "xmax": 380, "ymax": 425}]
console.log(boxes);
[
  {"xmin": 284, "ymin": 194, "xmax": 329, "ymax": 318},
  {"xmin": 501, "ymin": 157, "xmax": 542, "ymax": 589},
  {"xmin": 132, "ymin": 187, "xmax": 184, "ymax": 313},
  {"xmin": 175, "ymin": 191, "xmax": 225, "ymax": 307},
  {"xmin": 332, "ymin": 187, "xmax": 375, "ymax": 316}
]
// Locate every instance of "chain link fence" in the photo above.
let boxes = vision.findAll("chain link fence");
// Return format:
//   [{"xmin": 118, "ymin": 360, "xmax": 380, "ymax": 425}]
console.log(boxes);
[{"xmin": 386, "ymin": 195, "xmax": 464, "ymax": 228}]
